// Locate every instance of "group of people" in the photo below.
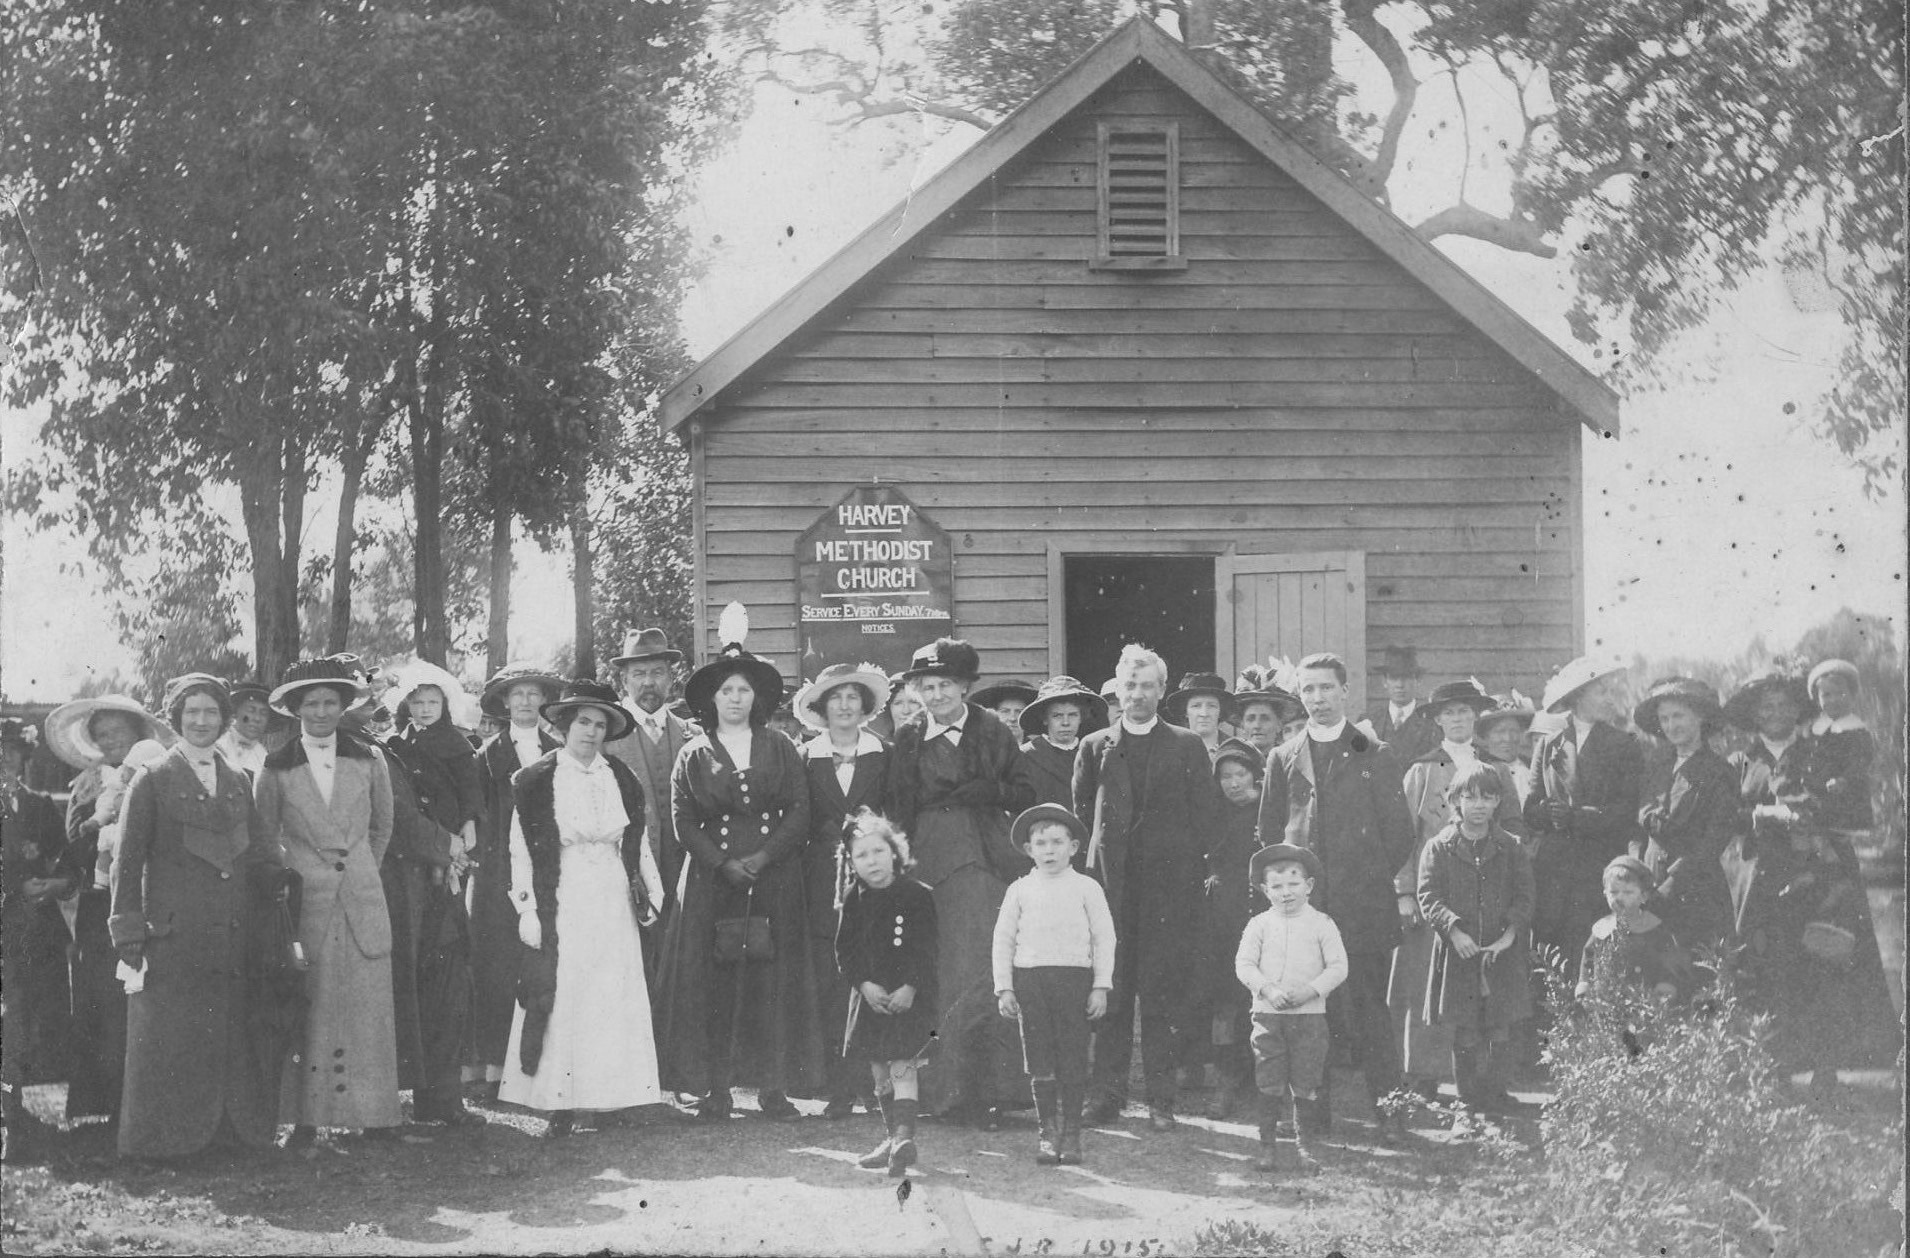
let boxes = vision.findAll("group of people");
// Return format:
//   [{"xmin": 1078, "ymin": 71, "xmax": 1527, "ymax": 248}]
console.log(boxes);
[{"xmin": 0, "ymin": 613, "xmax": 1896, "ymax": 1183}]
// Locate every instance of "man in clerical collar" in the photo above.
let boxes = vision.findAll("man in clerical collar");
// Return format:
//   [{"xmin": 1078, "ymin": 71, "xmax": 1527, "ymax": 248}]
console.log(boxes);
[
  {"xmin": 1072, "ymin": 644, "xmax": 1226, "ymax": 1134},
  {"xmin": 1258, "ymin": 652, "xmax": 1414, "ymax": 1147}
]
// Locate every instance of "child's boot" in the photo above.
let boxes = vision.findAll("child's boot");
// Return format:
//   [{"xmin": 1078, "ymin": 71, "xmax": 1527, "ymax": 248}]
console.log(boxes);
[
  {"xmin": 1032, "ymin": 1079, "xmax": 1061, "ymax": 1165},
  {"xmin": 1451, "ymin": 1044, "xmax": 1482, "ymax": 1110},
  {"xmin": 886, "ymin": 1097, "xmax": 918, "ymax": 1177},
  {"xmin": 1252, "ymin": 1091, "xmax": 1282, "ymax": 1174},
  {"xmin": 857, "ymin": 1094, "xmax": 895, "ymax": 1169},
  {"xmin": 1286, "ymin": 1097, "xmax": 1321, "ymax": 1175},
  {"xmin": 1056, "ymin": 1083, "xmax": 1084, "ymax": 1165}
]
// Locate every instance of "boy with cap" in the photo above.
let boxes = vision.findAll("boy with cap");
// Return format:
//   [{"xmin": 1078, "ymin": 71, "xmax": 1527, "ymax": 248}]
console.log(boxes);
[
  {"xmin": 1236, "ymin": 843, "xmax": 1347, "ymax": 1175},
  {"xmin": 994, "ymin": 804, "xmax": 1117, "ymax": 1166}
]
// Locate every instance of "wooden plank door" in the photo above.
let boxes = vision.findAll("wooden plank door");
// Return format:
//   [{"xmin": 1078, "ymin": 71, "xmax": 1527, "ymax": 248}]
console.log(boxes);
[{"xmin": 1228, "ymin": 551, "xmax": 1367, "ymax": 711}]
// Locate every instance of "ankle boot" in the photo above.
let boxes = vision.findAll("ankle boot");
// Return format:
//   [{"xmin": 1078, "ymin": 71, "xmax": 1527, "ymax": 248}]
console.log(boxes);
[
  {"xmin": 857, "ymin": 1095, "xmax": 895, "ymax": 1169},
  {"xmin": 1297, "ymin": 1093, "xmax": 1331, "ymax": 1140},
  {"xmin": 1287, "ymin": 1098, "xmax": 1320, "ymax": 1174},
  {"xmin": 1032, "ymin": 1080, "xmax": 1061, "ymax": 1165},
  {"xmin": 1057, "ymin": 1083, "xmax": 1084, "ymax": 1165},
  {"xmin": 886, "ymin": 1097, "xmax": 918, "ymax": 1177},
  {"xmin": 1452, "ymin": 1044, "xmax": 1483, "ymax": 1112},
  {"xmin": 1252, "ymin": 1092, "xmax": 1282, "ymax": 1173}
]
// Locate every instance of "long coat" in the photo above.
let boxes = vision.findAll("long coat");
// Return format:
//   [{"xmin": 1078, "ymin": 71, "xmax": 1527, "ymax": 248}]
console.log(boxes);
[
  {"xmin": 375, "ymin": 738, "xmax": 464, "ymax": 1095},
  {"xmin": 1416, "ymin": 822, "xmax": 1534, "ymax": 1031},
  {"xmin": 1635, "ymin": 745, "xmax": 1738, "ymax": 948},
  {"xmin": 1021, "ymin": 736, "xmax": 1079, "ymax": 810},
  {"xmin": 835, "ymin": 876, "xmax": 939, "ymax": 1062},
  {"xmin": 395, "ymin": 719, "xmax": 485, "ymax": 835},
  {"xmin": 1522, "ymin": 721, "xmax": 1643, "ymax": 960},
  {"xmin": 256, "ymin": 733, "xmax": 400, "ymax": 1129},
  {"xmin": 1257, "ymin": 726, "xmax": 1414, "ymax": 955},
  {"xmin": 1073, "ymin": 719, "xmax": 1221, "ymax": 998},
  {"xmin": 471, "ymin": 726, "xmax": 558, "ymax": 1066},
  {"xmin": 2, "ymin": 787, "xmax": 69, "ymax": 1087},
  {"xmin": 110, "ymin": 748, "xmax": 284, "ymax": 1156},
  {"xmin": 656, "ymin": 730, "xmax": 823, "ymax": 1094}
]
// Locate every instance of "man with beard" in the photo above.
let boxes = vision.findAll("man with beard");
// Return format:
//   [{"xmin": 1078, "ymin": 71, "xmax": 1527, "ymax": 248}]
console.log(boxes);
[{"xmin": 603, "ymin": 629, "xmax": 695, "ymax": 921}]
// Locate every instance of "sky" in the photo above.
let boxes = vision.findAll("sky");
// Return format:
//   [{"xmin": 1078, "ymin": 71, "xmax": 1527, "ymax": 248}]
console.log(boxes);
[{"xmin": 3, "ymin": 10, "xmax": 1903, "ymax": 702}]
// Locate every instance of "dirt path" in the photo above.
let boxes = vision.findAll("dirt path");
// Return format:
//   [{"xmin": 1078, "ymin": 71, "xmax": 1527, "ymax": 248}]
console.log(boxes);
[{"xmin": 3, "ymin": 1081, "xmax": 1501, "ymax": 1256}]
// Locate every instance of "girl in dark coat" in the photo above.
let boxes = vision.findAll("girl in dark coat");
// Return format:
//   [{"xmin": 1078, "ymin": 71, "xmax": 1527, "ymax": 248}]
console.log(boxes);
[
  {"xmin": 112, "ymin": 675, "xmax": 286, "ymax": 1158},
  {"xmin": 1201, "ymin": 742, "xmax": 1263, "ymax": 1119},
  {"xmin": 836, "ymin": 811, "xmax": 938, "ymax": 1176},
  {"xmin": 1417, "ymin": 763, "xmax": 1534, "ymax": 1115},
  {"xmin": 791, "ymin": 663, "xmax": 891, "ymax": 1117},
  {"xmin": 389, "ymin": 664, "xmax": 485, "ymax": 858},
  {"xmin": 656, "ymin": 606, "xmax": 823, "ymax": 1118}
]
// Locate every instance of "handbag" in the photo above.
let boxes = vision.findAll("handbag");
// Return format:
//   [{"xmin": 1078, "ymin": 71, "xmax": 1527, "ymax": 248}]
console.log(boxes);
[
  {"xmin": 1801, "ymin": 920, "xmax": 1856, "ymax": 966},
  {"xmin": 714, "ymin": 884, "xmax": 773, "ymax": 964}
]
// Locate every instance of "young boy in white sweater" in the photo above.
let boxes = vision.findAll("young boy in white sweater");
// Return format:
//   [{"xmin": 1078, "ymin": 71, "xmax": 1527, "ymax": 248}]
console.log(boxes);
[
  {"xmin": 994, "ymin": 804, "xmax": 1117, "ymax": 1167},
  {"xmin": 1236, "ymin": 843, "xmax": 1348, "ymax": 1176}
]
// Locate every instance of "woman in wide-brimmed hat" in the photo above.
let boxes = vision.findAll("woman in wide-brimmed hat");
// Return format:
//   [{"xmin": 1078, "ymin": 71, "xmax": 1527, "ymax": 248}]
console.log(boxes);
[
  {"xmin": 1164, "ymin": 672, "xmax": 1234, "ymax": 760},
  {"xmin": 656, "ymin": 605, "xmax": 824, "ymax": 1120},
  {"xmin": 45, "ymin": 695, "xmax": 175, "ymax": 881},
  {"xmin": 497, "ymin": 679, "xmax": 664, "ymax": 1136},
  {"xmin": 878, "ymin": 636, "xmax": 1036, "ymax": 1127},
  {"xmin": 790, "ymin": 663, "xmax": 891, "ymax": 1118},
  {"xmin": 1230, "ymin": 668, "xmax": 1305, "ymax": 754},
  {"xmin": 1016, "ymin": 676, "xmax": 1107, "ymax": 814},
  {"xmin": 1630, "ymin": 677, "xmax": 1738, "ymax": 949},
  {"xmin": 256, "ymin": 657, "xmax": 401, "ymax": 1146},
  {"xmin": 468, "ymin": 663, "xmax": 563, "ymax": 1093},
  {"xmin": 112, "ymin": 674, "xmax": 288, "ymax": 1158},
  {"xmin": 970, "ymin": 679, "xmax": 1039, "ymax": 731},
  {"xmin": 1475, "ymin": 695, "xmax": 1538, "ymax": 803}
]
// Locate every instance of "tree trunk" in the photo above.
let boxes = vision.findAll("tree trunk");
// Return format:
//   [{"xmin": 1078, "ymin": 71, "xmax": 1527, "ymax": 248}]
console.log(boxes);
[
  {"xmin": 570, "ymin": 501, "xmax": 595, "ymax": 679},
  {"xmin": 487, "ymin": 498, "xmax": 512, "ymax": 675},
  {"xmin": 409, "ymin": 365, "xmax": 448, "ymax": 666},
  {"xmin": 327, "ymin": 426, "xmax": 372, "ymax": 654},
  {"xmin": 237, "ymin": 440, "xmax": 302, "ymax": 684},
  {"xmin": 1180, "ymin": 0, "xmax": 1214, "ymax": 48}
]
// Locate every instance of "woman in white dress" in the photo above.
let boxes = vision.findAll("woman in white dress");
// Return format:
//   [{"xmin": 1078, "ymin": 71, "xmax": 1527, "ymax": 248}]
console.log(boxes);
[{"xmin": 500, "ymin": 680, "xmax": 664, "ymax": 1136}]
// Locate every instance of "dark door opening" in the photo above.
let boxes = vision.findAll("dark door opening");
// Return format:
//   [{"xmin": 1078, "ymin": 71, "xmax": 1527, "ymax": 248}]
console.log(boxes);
[{"xmin": 1063, "ymin": 555, "xmax": 1216, "ymax": 688}]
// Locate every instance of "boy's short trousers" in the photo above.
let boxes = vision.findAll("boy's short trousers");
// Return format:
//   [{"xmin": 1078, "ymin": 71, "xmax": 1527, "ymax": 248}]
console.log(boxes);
[
  {"xmin": 1250, "ymin": 1012, "xmax": 1329, "ymax": 1098},
  {"xmin": 1014, "ymin": 965, "xmax": 1094, "ymax": 1086}
]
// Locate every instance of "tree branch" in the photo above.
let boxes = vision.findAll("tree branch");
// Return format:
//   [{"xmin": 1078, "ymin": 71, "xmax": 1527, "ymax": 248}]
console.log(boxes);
[
  {"xmin": 1342, "ymin": 0, "xmax": 1418, "ymax": 191},
  {"xmin": 1414, "ymin": 203, "xmax": 1558, "ymax": 257}
]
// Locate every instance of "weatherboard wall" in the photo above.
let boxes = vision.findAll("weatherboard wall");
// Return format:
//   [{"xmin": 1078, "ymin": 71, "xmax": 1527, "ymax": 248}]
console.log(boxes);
[{"xmin": 689, "ymin": 62, "xmax": 1583, "ymax": 695}]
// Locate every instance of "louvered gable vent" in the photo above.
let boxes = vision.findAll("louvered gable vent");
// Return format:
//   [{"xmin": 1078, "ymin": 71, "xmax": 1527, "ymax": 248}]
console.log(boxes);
[{"xmin": 1097, "ymin": 122, "xmax": 1180, "ymax": 263}]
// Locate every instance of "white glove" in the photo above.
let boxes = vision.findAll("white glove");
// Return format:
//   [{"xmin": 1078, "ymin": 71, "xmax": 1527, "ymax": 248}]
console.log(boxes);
[
  {"xmin": 517, "ymin": 912, "xmax": 542, "ymax": 950},
  {"xmin": 118, "ymin": 958, "xmax": 146, "ymax": 994}
]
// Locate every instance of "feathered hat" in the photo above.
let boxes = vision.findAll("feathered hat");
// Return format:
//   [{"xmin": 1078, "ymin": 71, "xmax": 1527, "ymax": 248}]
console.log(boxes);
[{"xmin": 683, "ymin": 602, "xmax": 786, "ymax": 727}]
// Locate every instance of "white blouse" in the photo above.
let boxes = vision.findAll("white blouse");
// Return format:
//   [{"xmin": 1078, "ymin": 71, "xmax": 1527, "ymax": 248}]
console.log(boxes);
[{"xmin": 508, "ymin": 751, "xmax": 662, "ymax": 917}]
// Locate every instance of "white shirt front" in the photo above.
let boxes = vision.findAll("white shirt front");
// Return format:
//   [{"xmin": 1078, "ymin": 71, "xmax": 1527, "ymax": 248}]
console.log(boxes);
[
  {"xmin": 180, "ymin": 743, "xmax": 220, "ymax": 794},
  {"xmin": 1389, "ymin": 700, "xmax": 1417, "ymax": 727},
  {"xmin": 301, "ymin": 734, "xmax": 338, "ymax": 805},
  {"xmin": 509, "ymin": 722, "xmax": 545, "ymax": 769},
  {"xmin": 216, "ymin": 731, "xmax": 265, "ymax": 783},
  {"xmin": 552, "ymin": 751, "xmax": 628, "ymax": 838},
  {"xmin": 1441, "ymin": 739, "xmax": 1478, "ymax": 767},
  {"xmin": 924, "ymin": 705, "xmax": 970, "ymax": 745},
  {"xmin": 624, "ymin": 699, "xmax": 667, "ymax": 744},
  {"xmin": 809, "ymin": 730, "xmax": 883, "ymax": 794}
]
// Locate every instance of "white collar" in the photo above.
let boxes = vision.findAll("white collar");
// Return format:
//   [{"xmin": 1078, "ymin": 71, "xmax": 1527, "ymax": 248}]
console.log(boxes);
[
  {"xmin": 807, "ymin": 730, "xmax": 884, "ymax": 759},
  {"xmin": 924, "ymin": 705, "xmax": 970, "ymax": 739},
  {"xmin": 558, "ymin": 750, "xmax": 606, "ymax": 774},
  {"xmin": 179, "ymin": 742, "xmax": 218, "ymax": 764},
  {"xmin": 1120, "ymin": 713, "xmax": 1159, "ymax": 734},
  {"xmin": 302, "ymin": 733, "xmax": 337, "ymax": 751},
  {"xmin": 223, "ymin": 731, "xmax": 259, "ymax": 751},
  {"xmin": 1442, "ymin": 739, "xmax": 1477, "ymax": 761},
  {"xmin": 1307, "ymin": 719, "xmax": 1347, "ymax": 742},
  {"xmin": 1760, "ymin": 732, "xmax": 1798, "ymax": 758},
  {"xmin": 1389, "ymin": 699, "xmax": 1417, "ymax": 718},
  {"xmin": 1811, "ymin": 713, "xmax": 1866, "ymax": 735},
  {"xmin": 625, "ymin": 699, "xmax": 666, "ymax": 726},
  {"xmin": 510, "ymin": 721, "xmax": 543, "ymax": 740}
]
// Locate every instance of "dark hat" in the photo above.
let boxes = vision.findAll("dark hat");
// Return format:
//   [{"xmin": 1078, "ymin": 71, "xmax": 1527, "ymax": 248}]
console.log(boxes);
[
  {"xmin": 1249, "ymin": 843, "xmax": 1321, "ymax": 886},
  {"xmin": 1475, "ymin": 693, "xmax": 1537, "ymax": 738},
  {"xmin": 1018, "ymin": 676, "xmax": 1110, "ymax": 738},
  {"xmin": 1424, "ymin": 678, "xmax": 1496, "ymax": 716},
  {"xmin": 1231, "ymin": 668, "xmax": 1305, "ymax": 724},
  {"xmin": 901, "ymin": 637, "xmax": 981, "ymax": 683},
  {"xmin": 1631, "ymin": 676, "xmax": 1724, "ymax": 741},
  {"xmin": 480, "ymin": 663, "xmax": 565, "ymax": 720},
  {"xmin": 539, "ymin": 678, "xmax": 635, "ymax": 742},
  {"xmin": 1722, "ymin": 672, "xmax": 1816, "ymax": 731},
  {"xmin": 1213, "ymin": 738, "xmax": 1265, "ymax": 780},
  {"xmin": 1, "ymin": 718, "xmax": 35, "ymax": 749},
  {"xmin": 610, "ymin": 627, "xmax": 684, "ymax": 668},
  {"xmin": 792, "ymin": 662, "xmax": 890, "ymax": 731},
  {"xmin": 269, "ymin": 658, "xmax": 373, "ymax": 716},
  {"xmin": 683, "ymin": 602, "xmax": 785, "ymax": 727},
  {"xmin": 970, "ymin": 679, "xmax": 1040, "ymax": 710},
  {"xmin": 1010, "ymin": 803, "xmax": 1088, "ymax": 851},
  {"xmin": 1164, "ymin": 672, "xmax": 1235, "ymax": 725},
  {"xmin": 1374, "ymin": 645, "xmax": 1423, "ymax": 679},
  {"xmin": 227, "ymin": 679, "xmax": 271, "ymax": 706}
]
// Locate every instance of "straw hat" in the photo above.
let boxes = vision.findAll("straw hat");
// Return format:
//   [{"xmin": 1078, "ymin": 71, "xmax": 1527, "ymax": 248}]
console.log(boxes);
[
  {"xmin": 1017, "ymin": 676, "xmax": 1109, "ymax": 738},
  {"xmin": 1805, "ymin": 658, "xmax": 1860, "ymax": 699},
  {"xmin": 791, "ymin": 662, "xmax": 890, "ymax": 732},
  {"xmin": 43, "ymin": 695, "xmax": 175, "ymax": 769},
  {"xmin": 270, "ymin": 658, "xmax": 373, "ymax": 716},
  {"xmin": 1631, "ymin": 677, "xmax": 1723, "ymax": 741},
  {"xmin": 539, "ymin": 678, "xmax": 634, "ymax": 742},
  {"xmin": 479, "ymin": 664, "xmax": 565, "ymax": 720},
  {"xmin": 1540, "ymin": 655, "xmax": 1627, "ymax": 713},
  {"xmin": 1475, "ymin": 692, "xmax": 1538, "ymax": 739},
  {"xmin": 387, "ymin": 660, "xmax": 473, "ymax": 724}
]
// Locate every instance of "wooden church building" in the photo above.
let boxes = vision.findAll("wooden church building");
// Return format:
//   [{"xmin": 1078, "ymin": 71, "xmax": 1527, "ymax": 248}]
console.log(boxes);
[{"xmin": 659, "ymin": 17, "xmax": 1618, "ymax": 707}]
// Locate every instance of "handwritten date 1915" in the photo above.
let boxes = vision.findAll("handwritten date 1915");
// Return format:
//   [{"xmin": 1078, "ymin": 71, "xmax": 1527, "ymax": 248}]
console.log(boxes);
[{"xmin": 999, "ymin": 1239, "xmax": 1167, "ymax": 1256}]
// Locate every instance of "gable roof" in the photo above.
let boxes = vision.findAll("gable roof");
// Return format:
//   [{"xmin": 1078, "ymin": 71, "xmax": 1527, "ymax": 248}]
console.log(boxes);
[{"xmin": 661, "ymin": 17, "xmax": 1619, "ymax": 436}]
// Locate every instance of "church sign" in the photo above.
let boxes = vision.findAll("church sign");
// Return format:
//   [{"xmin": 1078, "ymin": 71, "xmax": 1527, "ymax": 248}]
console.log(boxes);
[{"xmin": 796, "ymin": 485, "xmax": 954, "ymax": 681}]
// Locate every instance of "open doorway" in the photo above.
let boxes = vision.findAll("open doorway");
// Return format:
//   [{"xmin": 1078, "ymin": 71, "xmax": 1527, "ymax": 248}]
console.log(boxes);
[{"xmin": 1062, "ymin": 555, "xmax": 1216, "ymax": 687}]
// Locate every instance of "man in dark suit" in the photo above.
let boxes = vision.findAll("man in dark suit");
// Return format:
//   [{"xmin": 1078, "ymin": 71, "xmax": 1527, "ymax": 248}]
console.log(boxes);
[
  {"xmin": 1365, "ymin": 645, "xmax": 1440, "ymax": 773},
  {"xmin": 1523, "ymin": 657, "xmax": 1643, "ymax": 968},
  {"xmin": 602, "ymin": 629, "xmax": 696, "ymax": 911},
  {"xmin": 1074, "ymin": 644, "xmax": 1226, "ymax": 1131},
  {"xmin": 1258, "ymin": 652, "xmax": 1415, "ymax": 1144}
]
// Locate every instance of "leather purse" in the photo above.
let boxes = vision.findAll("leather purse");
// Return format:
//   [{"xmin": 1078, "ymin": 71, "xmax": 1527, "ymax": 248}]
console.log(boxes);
[{"xmin": 714, "ymin": 885, "xmax": 773, "ymax": 963}]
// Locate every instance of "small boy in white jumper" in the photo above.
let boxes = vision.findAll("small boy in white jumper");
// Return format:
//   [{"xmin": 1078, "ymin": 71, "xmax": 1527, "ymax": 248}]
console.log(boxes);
[
  {"xmin": 994, "ymin": 803, "xmax": 1117, "ymax": 1167},
  {"xmin": 1236, "ymin": 843, "xmax": 1348, "ymax": 1176}
]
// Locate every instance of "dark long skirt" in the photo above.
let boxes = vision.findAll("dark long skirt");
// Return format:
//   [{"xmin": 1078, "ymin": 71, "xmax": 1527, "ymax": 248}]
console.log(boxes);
[
  {"xmin": 64, "ymin": 888, "xmax": 125, "ymax": 1121},
  {"xmin": 916, "ymin": 857, "xmax": 1028, "ymax": 1114},
  {"xmin": 466, "ymin": 848, "xmax": 520, "ymax": 1071}
]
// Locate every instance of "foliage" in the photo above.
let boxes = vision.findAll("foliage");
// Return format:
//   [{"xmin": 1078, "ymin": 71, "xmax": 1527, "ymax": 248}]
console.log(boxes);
[
  {"xmin": 586, "ymin": 395, "xmax": 696, "ymax": 681},
  {"xmin": 1537, "ymin": 959, "xmax": 1903, "ymax": 1257}
]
